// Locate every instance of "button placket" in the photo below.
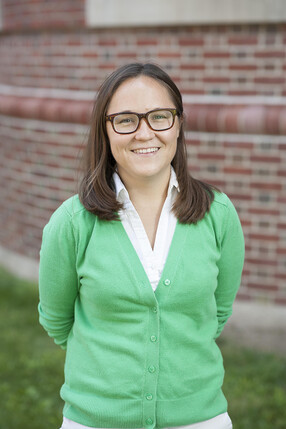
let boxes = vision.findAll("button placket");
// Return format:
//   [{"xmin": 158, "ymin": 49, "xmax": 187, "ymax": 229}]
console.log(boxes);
[{"xmin": 142, "ymin": 304, "xmax": 160, "ymax": 429}]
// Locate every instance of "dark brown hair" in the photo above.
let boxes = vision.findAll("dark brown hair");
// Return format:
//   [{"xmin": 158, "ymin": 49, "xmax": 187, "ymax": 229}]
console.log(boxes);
[{"xmin": 79, "ymin": 62, "xmax": 219, "ymax": 223}]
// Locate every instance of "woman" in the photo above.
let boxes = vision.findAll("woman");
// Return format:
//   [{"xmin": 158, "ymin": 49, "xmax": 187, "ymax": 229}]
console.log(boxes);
[{"xmin": 38, "ymin": 63, "xmax": 245, "ymax": 429}]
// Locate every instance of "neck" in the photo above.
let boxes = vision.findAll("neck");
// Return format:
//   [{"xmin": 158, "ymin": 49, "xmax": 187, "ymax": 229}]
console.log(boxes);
[{"xmin": 118, "ymin": 168, "xmax": 171, "ymax": 208}]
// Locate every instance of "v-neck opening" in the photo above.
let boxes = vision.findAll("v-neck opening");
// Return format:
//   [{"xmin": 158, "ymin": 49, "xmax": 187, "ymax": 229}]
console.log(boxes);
[{"xmin": 111, "ymin": 219, "xmax": 189, "ymax": 300}]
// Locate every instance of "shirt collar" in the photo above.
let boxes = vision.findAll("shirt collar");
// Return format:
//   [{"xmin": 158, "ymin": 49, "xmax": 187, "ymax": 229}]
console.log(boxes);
[
  {"xmin": 113, "ymin": 171, "xmax": 130, "ymax": 204},
  {"xmin": 113, "ymin": 167, "xmax": 179, "ymax": 205}
]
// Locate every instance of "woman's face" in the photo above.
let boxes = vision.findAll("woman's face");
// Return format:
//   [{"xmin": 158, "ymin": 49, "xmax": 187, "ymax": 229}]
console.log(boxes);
[{"xmin": 106, "ymin": 76, "xmax": 180, "ymax": 185}]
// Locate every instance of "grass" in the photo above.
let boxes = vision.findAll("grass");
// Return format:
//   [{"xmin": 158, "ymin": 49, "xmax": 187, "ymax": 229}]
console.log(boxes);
[{"xmin": 0, "ymin": 266, "xmax": 286, "ymax": 429}]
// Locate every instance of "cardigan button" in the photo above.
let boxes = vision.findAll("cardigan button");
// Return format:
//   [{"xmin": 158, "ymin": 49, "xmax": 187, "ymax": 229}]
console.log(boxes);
[
  {"xmin": 150, "ymin": 335, "xmax": 157, "ymax": 342},
  {"xmin": 146, "ymin": 418, "xmax": 153, "ymax": 425},
  {"xmin": 148, "ymin": 365, "xmax": 156, "ymax": 373},
  {"xmin": 164, "ymin": 278, "xmax": 171, "ymax": 286},
  {"xmin": 152, "ymin": 307, "xmax": 157, "ymax": 313},
  {"xmin": 145, "ymin": 393, "xmax": 153, "ymax": 400}
]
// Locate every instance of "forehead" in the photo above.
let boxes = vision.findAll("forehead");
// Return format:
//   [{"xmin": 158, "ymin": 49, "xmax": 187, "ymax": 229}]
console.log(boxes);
[{"xmin": 107, "ymin": 76, "xmax": 174, "ymax": 113}]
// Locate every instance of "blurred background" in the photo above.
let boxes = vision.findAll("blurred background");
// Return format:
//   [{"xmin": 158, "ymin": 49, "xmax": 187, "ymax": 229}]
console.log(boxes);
[{"xmin": 0, "ymin": 1, "xmax": 285, "ymax": 428}]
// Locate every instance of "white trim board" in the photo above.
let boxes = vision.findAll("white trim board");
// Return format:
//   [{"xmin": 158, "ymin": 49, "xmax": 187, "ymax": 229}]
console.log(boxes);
[{"xmin": 85, "ymin": 0, "xmax": 286, "ymax": 27}]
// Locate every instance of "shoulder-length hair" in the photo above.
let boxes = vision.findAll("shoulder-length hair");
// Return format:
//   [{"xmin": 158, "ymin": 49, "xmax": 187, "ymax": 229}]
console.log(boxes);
[{"xmin": 79, "ymin": 62, "xmax": 219, "ymax": 223}]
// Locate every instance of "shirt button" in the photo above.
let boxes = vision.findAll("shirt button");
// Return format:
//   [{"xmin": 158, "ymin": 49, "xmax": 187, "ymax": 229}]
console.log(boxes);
[
  {"xmin": 164, "ymin": 278, "xmax": 171, "ymax": 286},
  {"xmin": 146, "ymin": 393, "xmax": 153, "ymax": 400},
  {"xmin": 146, "ymin": 418, "xmax": 153, "ymax": 425},
  {"xmin": 150, "ymin": 335, "xmax": 157, "ymax": 342},
  {"xmin": 148, "ymin": 365, "xmax": 156, "ymax": 373},
  {"xmin": 152, "ymin": 307, "xmax": 157, "ymax": 313}
]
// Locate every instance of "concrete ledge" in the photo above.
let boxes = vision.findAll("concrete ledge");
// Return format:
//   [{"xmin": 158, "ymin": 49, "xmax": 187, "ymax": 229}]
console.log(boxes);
[
  {"xmin": 0, "ymin": 247, "xmax": 285, "ymax": 356},
  {"xmin": 0, "ymin": 245, "xmax": 39, "ymax": 283},
  {"xmin": 86, "ymin": 0, "xmax": 286, "ymax": 27},
  {"xmin": 222, "ymin": 300, "xmax": 286, "ymax": 357}
]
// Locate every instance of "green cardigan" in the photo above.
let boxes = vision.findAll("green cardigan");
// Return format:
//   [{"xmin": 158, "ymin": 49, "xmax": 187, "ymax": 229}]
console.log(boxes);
[{"xmin": 38, "ymin": 191, "xmax": 244, "ymax": 429}]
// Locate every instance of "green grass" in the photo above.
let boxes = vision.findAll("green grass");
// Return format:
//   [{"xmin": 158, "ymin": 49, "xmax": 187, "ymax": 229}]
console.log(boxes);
[
  {"xmin": 0, "ymin": 266, "xmax": 286, "ymax": 429},
  {"xmin": 0, "ymin": 267, "xmax": 65, "ymax": 429}
]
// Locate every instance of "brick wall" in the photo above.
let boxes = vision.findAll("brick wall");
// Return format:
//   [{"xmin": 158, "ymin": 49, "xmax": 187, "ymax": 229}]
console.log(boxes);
[
  {"xmin": 1, "ymin": 0, "xmax": 85, "ymax": 31},
  {"xmin": 186, "ymin": 132, "xmax": 286, "ymax": 305},
  {"xmin": 0, "ymin": 4, "xmax": 285, "ymax": 304},
  {"xmin": 0, "ymin": 25, "xmax": 286, "ymax": 95}
]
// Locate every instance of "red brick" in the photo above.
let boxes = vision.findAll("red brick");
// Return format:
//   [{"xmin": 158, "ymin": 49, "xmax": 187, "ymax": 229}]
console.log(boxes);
[
  {"xmin": 241, "ymin": 219, "xmax": 252, "ymax": 227},
  {"xmin": 203, "ymin": 77, "xmax": 230, "ymax": 83},
  {"xmin": 204, "ymin": 52, "xmax": 230, "ymax": 58},
  {"xmin": 254, "ymin": 77, "xmax": 285, "ymax": 84},
  {"xmin": 223, "ymin": 108, "xmax": 241, "ymax": 133},
  {"xmin": 255, "ymin": 51, "xmax": 285, "ymax": 58},
  {"xmin": 236, "ymin": 292, "xmax": 252, "ymax": 301},
  {"xmin": 275, "ymin": 273, "xmax": 286, "ymax": 280},
  {"xmin": 250, "ymin": 155, "xmax": 281, "ymax": 163},
  {"xmin": 228, "ymin": 90, "xmax": 257, "ymax": 96},
  {"xmin": 229, "ymin": 64, "xmax": 257, "ymax": 71},
  {"xmin": 181, "ymin": 64, "xmax": 205, "ymax": 70},
  {"xmin": 277, "ymin": 248, "xmax": 286, "ymax": 254},
  {"xmin": 179, "ymin": 38, "xmax": 204, "ymax": 46},
  {"xmin": 137, "ymin": 38, "xmax": 158, "ymax": 46},
  {"xmin": 249, "ymin": 208, "xmax": 280, "ymax": 216},
  {"xmin": 98, "ymin": 63, "xmax": 117, "ymax": 70},
  {"xmin": 83, "ymin": 52, "xmax": 98, "ymax": 58},
  {"xmin": 223, "ymin": 141, "xmax": 254, "ymax": 149},
  {"xmin": 248, "ymin": 283, "xmax": 279, "ymax": 292},
  {"xmin": 224, "ymin": 167, "xmax": 252, "ymax": 175},
  {"xmin": 250, "ymin": 182, "xmax": 282, "ymax": 191},
  {"xmin": 264, "ymin": 107, "xmax": 283, "ymax": 134},
  {"xmin": 182, "ymin": 89, "xmax": 205, "ymax": 95},
  {"xmin": 158, "ymin": 52, "xmax": 181, "ymax": 58},
  {"xmin": 228, "ymin": 37, "xmax": 258, "ymax": 45},
  {"xmin": 98, "ymin": 39, "xmax": 118, "ymax": 46},
  {"xmin": 227, "ymin": 193, "xmax": 252, "ymax": 201},
  {"xmin": 117, "ymin": 52, "xmax": 137, "ymax": 58},
  {"xmin": 210, "ymin": 180, "xmax": 226, "ymax": 188},
  {"xmin": 275, "ymin": 298, "xmax": 286, "ymax": 305},
  {"xmin": 249, "ymin": 234, "xmax": 279, "ymax": 242}
]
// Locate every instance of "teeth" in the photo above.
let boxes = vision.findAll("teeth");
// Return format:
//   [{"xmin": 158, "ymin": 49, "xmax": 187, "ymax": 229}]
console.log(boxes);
[{"xmin": 133, "ymin": 147, "xmax": 159, "ymax": 154}]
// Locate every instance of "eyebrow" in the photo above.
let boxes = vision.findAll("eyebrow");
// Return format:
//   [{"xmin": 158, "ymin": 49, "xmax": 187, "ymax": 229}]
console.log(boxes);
[{"xmin": 107, "ymin": 108, "xmax": 173, "ymax": 115}]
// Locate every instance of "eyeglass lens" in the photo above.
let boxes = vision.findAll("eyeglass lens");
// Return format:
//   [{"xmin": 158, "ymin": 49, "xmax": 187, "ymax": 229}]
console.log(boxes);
[{"xmin": 113, "ymin": 109, "xmax": 174, "ymax": 133}]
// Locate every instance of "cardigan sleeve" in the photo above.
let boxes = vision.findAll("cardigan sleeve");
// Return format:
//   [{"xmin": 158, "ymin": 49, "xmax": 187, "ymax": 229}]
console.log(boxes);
[
  {"xmin": 38, "ymin": 203, "xmax": 79, "ymax": 350},
  {"xmin": 214, "ymin": 197, "xmax": 245, "ymax": 339}
]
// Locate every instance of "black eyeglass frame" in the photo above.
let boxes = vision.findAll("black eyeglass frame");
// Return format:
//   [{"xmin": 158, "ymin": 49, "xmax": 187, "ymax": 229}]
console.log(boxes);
[{"xmin": 105, "ymin": 108, "xmax": 178, "ymax": 134}]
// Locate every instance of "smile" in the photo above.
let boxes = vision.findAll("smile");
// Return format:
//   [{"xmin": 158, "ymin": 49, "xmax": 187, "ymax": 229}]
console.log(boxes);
[{"xmin": 132, "ymin": 147, "xmax": 159, "ymax": 154}]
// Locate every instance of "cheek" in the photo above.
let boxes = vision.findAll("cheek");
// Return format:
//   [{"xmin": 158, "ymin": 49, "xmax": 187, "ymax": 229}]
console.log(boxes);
[{"xmin": 108, "ymin": 134, "xmax": 129, "ymax": 164}]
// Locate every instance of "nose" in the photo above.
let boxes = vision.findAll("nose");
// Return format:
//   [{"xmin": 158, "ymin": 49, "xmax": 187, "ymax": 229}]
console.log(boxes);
[{"xmin": 134, "ymin": 118, "xmax": 155, "ymax": 140}]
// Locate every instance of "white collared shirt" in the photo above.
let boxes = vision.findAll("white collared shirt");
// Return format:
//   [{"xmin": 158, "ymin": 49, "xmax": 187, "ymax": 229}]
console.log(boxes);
[{"xmin": 113, "ymin": 167, "xmax": 179, "ymax": 291}]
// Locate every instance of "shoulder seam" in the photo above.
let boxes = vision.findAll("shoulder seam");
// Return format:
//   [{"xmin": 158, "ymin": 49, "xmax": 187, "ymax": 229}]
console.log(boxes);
[
  {"xmin": 62, "ymin": 195, "xmax": 86, "ymax": 218},
  {"xmin": 212, "ymin": 192, "xmax": 229, "ymax": 209}
]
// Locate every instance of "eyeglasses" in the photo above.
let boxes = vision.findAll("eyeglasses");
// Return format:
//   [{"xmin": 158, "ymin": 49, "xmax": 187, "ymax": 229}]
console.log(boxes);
[{"xmin": 106, "ymin": 108, "xmax": 178, "ymax": 134}]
